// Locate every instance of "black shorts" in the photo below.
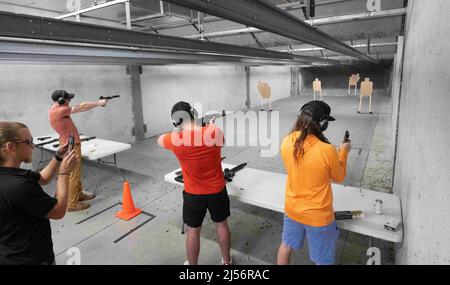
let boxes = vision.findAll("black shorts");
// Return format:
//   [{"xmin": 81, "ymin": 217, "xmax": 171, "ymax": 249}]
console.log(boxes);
[{"xmin": 183, "ymin": 187, "xmax": 230, "ymax": 228}]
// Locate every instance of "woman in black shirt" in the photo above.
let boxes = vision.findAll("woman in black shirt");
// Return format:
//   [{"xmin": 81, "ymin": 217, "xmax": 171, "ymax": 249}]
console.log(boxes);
[{"xmin": 0, "ymin": 121, "xmax": 77, "ymax": 265}]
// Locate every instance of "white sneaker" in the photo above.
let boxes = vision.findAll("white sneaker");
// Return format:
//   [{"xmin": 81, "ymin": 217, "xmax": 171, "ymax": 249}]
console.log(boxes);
[
  {"xmin": 184, "ymin": 260, "xmax": 189, "ymax": 265},
  {"xmin": 221, "ymin": 255, "xmax": 233, "ymax": 265}
]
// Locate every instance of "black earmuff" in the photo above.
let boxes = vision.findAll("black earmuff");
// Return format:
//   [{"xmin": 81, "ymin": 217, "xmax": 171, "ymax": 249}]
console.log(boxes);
[
  {"xmin": 171, "ymin": 103, "xmax": 196, "ymax": 128},
  {"xmin": 172, "ymin": 118, "xmax": 183, "ymax": 128},
  {"xmin": 58, "ymin": 96, "xmax": 66, "ymax": 105},
  {"xmin": 300, "ymin": 103, "xmax": 329, "ymax": 132},
  {"xmin": 319, "ymin": 118, "xmax": 329, "ymax": 132}
]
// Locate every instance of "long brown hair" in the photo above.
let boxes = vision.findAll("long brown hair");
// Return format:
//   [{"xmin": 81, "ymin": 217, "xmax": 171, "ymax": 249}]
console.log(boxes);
[
  {"xmin": 291, "ymin": 110, "xmax": 330, "ymax": 162},
  {"xmin": 0, "ymin": 121, "xmax": 28, "ymax": 163}
]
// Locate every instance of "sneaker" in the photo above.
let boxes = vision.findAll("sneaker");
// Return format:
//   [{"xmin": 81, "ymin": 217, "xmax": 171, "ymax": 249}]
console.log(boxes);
[
  {"xmin": 221, "ymin": 255, "xmax": 233, "ymax": 265},
  {"xmin": 184, "ymin": 260, "xmax": 189, "ymax": 265},
  {"xmin": 79, "ymin": 192, "xmax": 96, "ymax": 201},
  {"xmin": 68, "ymin": 202, "xmax": 91, "ymax": 212}
]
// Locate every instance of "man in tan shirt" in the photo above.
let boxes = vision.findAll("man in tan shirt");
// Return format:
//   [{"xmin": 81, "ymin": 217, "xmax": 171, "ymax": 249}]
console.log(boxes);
[{"xmin": 49, "ymin": 90, "xmax": 107, "ymax": 211}]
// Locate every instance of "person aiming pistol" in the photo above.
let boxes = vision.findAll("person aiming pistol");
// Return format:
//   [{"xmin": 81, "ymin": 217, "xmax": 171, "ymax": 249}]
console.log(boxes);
[
  {"xmin": 277, "ymin": 101, "xmax": 352, "ymax": 265},
  {"xmin": 48, "ymin": 90, "xmax": 108, "ymax": 212}
]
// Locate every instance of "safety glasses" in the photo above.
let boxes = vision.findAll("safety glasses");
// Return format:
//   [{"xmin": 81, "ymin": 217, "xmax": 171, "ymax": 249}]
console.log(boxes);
[{"xmin": 12, "ymin": 138, "xmax": 34, "ymax": 147}]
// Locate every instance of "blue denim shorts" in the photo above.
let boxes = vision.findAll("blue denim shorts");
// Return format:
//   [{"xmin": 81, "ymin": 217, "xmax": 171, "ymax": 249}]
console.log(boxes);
[{"xmin": 282, "ymin": 215, "xmax": 339, "ymax": 265}]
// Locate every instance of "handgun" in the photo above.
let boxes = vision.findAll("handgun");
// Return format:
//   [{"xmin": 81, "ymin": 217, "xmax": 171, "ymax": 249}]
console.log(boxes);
[
  {"xmin": 335, "ymin": 211, "xmax": 365, "ymax": 220},
  {"xmin": 223, "ymin": 163, "xmax": 247, "ymax": 182},
  {"xmin": 37, "ymin": 136, "xmax": 52, "ymax": 141},
  {"xmin": 99, "ymin": 95, "xmax": 120, "ymax": 100},
  {"xmin": 53, "ymin": 136, "xmax": 96, "ymax": 148},
  {"xmin": 68, "ymin": 135, "xmax": 75, "ymax": 153},
  {"xmin": 343, "ymin": 130, "xmax": 350, "ymax": 143},
  {"xmin": 99, "ymin": 95, "xmax": 120, "ymax": 107},
  {"xmin": 35, "ymin": 138, "xmax": 59, "ymax": 147}
]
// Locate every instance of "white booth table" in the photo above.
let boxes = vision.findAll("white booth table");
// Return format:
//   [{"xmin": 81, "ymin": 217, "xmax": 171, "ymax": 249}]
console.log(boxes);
[
  {"xmin": 165, "ymin": 163, "xmax": 403, "ymax": 244},
  {"xmin": 35, "ymin": 133, "xmax": 131, "ymax": 194}
]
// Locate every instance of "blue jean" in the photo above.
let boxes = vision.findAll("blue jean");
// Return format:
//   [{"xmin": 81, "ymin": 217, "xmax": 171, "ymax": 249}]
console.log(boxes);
[{"xmin": 282, "ymin": 215, "xmax": 339, "ymax": 265}]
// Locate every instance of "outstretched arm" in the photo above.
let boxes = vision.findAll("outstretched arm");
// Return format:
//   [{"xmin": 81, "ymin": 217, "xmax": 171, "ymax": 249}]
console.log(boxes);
[
  {"xmin": 71, "ymin": 99, "xmax": 107, "ymax": 114},
  {"xmin": 157, "ymin": 135, "xmax": 166, "ymax": 148}
]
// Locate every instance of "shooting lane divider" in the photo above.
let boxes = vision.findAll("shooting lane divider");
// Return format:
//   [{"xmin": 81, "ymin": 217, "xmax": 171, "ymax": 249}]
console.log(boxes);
[{"xmin": 75, "ymin": 201, "xmax": 156, "ymax": 244}]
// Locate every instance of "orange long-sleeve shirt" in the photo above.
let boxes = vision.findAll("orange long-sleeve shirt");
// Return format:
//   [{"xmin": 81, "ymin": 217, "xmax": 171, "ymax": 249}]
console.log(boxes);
[{"xmin": 280, "ymin": 132, "xmax": 349, "ymax": 227}]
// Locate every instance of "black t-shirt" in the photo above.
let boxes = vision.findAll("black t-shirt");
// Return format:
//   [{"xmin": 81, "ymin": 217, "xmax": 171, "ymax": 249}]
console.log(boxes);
[{"xmin": 0, "ymin": 167, "xmax": 57, "ymax": 265}]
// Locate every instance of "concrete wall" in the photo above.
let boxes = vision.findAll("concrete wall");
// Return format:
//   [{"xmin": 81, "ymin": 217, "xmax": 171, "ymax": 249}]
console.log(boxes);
[
  {"xmin": 0, "ymin": 65, "xmax": 134, "ymax": 143},
  {"xmin": 249, "ymin": 66, "xmax": 293, "ymax": 108},
  {"xmin": 0, "ymin": 64, "xmax": 297, "ymax": 143},
  {"xmin": 303, "ymin": 66, "xmax": 389, "ymax": 93},
  {"xmin": 394, "ymin": 0, "xmax": 450, "ymax": 264},
  {"xmin": 140, "ymin": 65, "xmax": 295, "ymax": 137},
  {"xmin": 141, "ymin": 65, "xmax": 247, "ymax": 137}
]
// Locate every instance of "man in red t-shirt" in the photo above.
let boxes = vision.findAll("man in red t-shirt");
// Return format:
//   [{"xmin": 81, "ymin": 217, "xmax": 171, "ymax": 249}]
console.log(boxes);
[
  {"xmin": 48, "ymin": 90, "xmax": 108, "ymax": 212},
  {"xmin": 158, "ymin": 101, "xmax": 232, "ymax": 265}
]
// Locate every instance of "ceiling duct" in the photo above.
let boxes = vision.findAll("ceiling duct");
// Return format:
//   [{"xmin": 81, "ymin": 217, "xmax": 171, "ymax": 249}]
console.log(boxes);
[{"xmin": 129, "ymin": 0, "xmax": 193, "ymax": 24}]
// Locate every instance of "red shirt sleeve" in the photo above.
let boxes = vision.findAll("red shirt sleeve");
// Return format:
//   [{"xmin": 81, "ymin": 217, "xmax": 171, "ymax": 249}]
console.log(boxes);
[
  {"xmin": 162, "ymin": 133, "xmax": 174, "ymax": 150},
  {"xmin": 58, "ymin": 106, "xmax": 72, "ymax": 118}
]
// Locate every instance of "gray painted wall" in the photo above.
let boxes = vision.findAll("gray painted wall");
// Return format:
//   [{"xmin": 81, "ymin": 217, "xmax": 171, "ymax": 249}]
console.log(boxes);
[
  {"xmin": 394, "ymin": 0, "xmax": 450, "ymax": 264},
  {"xmin": 0, "ymin": 64, "xmax": 298, "ymax": 143},
  {"xmin": 140, "ymin": 65, "xmax": 296, "ymax": 137},
  {"xmin": 140, "ymin": 65, "xmax": 246, "ymax": 138},
  {"xmin": 249, "ymin": 66, "xmax": 293, "ymax": 108},
  {"xmin": 0, "ymin": 65, "xmax": 134, "ymax": 143}
]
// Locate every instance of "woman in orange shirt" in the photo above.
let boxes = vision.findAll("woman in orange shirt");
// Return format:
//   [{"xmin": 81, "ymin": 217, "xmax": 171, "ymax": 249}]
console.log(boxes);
[{"xmin": 277, "ymin": 101, "xmax": 351, "ymax": 265}]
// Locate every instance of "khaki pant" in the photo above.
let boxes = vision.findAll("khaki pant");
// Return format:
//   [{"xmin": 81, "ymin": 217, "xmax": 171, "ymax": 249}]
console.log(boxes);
[{"xmin": 68, "ymin": 144, "xmax": 83, "ymax": 207}]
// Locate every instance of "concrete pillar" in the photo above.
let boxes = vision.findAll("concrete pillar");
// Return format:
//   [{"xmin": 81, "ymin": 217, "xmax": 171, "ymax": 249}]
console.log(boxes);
[
  {"xmin": 290, "ymin": 66, "xmax": 300, "ymax": 97},
  {"xmin": 391, "ymin": 35, "xmax": 405, "ymax": 153},
  {"xmin": 245, "ymin": 66, "xmax": 251, "ymax": 109},
  {"xmin": 128, "ymin": 65, "xmax": 146, "ymax": 142}
]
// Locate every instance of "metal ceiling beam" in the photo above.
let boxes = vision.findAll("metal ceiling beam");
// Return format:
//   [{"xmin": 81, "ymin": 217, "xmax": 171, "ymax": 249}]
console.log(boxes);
[
  {"xmin": 281, "ymin": 42, "xmax": 398, "ymax": 53},
  {"xmin": 185, "ymin": 8, "xmax": 407, "ymax": 39},
  {"xmin": 0, "ymin": 37, "xmax": 317, "ymax": 66},
  {"xmin": 160, "ymin": 0, "xmax": 377, "ymax": 63},
  {"xmin": 0, "ymin": 11, "xmax": 338, "ymax": 65}
]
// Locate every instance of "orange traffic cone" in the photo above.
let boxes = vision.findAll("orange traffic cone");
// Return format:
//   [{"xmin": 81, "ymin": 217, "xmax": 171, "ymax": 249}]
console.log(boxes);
[{"xmin": 116, "ymin": 180, "xmax": 142, "ymax": 221}]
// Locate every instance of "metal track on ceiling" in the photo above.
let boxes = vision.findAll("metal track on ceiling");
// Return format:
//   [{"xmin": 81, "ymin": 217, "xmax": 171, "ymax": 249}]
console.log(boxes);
[{"xmin": 0, "ymin": 11, "xmax": 339, "ymax": 65}]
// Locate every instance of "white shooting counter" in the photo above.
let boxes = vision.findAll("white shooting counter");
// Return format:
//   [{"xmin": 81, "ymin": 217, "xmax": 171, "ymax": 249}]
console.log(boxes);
[
  {"xmin": 35, "ymin": 133, "xmax": 131, "ymax": 194},
  {"xmin": 165, "ymin": 163, "xmax": 403, "ymax": 243}
]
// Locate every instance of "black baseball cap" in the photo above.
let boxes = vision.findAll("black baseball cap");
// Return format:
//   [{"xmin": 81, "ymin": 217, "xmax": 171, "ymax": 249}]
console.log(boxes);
[
  {"xmin": 51, "ymin": 90, "xmax": 75, "ymax": 102},
  {"xmin": 300, "ymin": 101, "xmax": 336, "ymax": 123}
]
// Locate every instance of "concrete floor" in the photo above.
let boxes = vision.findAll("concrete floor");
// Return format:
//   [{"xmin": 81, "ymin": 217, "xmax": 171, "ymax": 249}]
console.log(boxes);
[{"xmin": 39, "ymin": 88, "xmax": 396, "ymax": 265}]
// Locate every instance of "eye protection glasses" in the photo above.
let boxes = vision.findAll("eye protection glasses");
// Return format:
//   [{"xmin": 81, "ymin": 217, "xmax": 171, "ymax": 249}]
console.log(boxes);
[{"xmin": 12, "ymin": 138, "xmax": 35, "ymax": 147}]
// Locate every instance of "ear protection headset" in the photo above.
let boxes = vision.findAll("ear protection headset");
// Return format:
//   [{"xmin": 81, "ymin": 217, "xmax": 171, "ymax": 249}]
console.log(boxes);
[
  {"xmin": 318, "ymin": 116, "xmax": 329, "ymax": 132},
  {"xmin": 300, "ymin": 103, "xmax": 329, "ymax": 132},
  {"xmin": 171, "ymin": 102, "xmax": 197, "ymax": 128},
  {"xmin": 58, "ymin": 95, "xmax": 67, "ymax": 105},
  {"xmin": 57, "ymin": 91, "xmax": 73, "ymax": 105}
]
